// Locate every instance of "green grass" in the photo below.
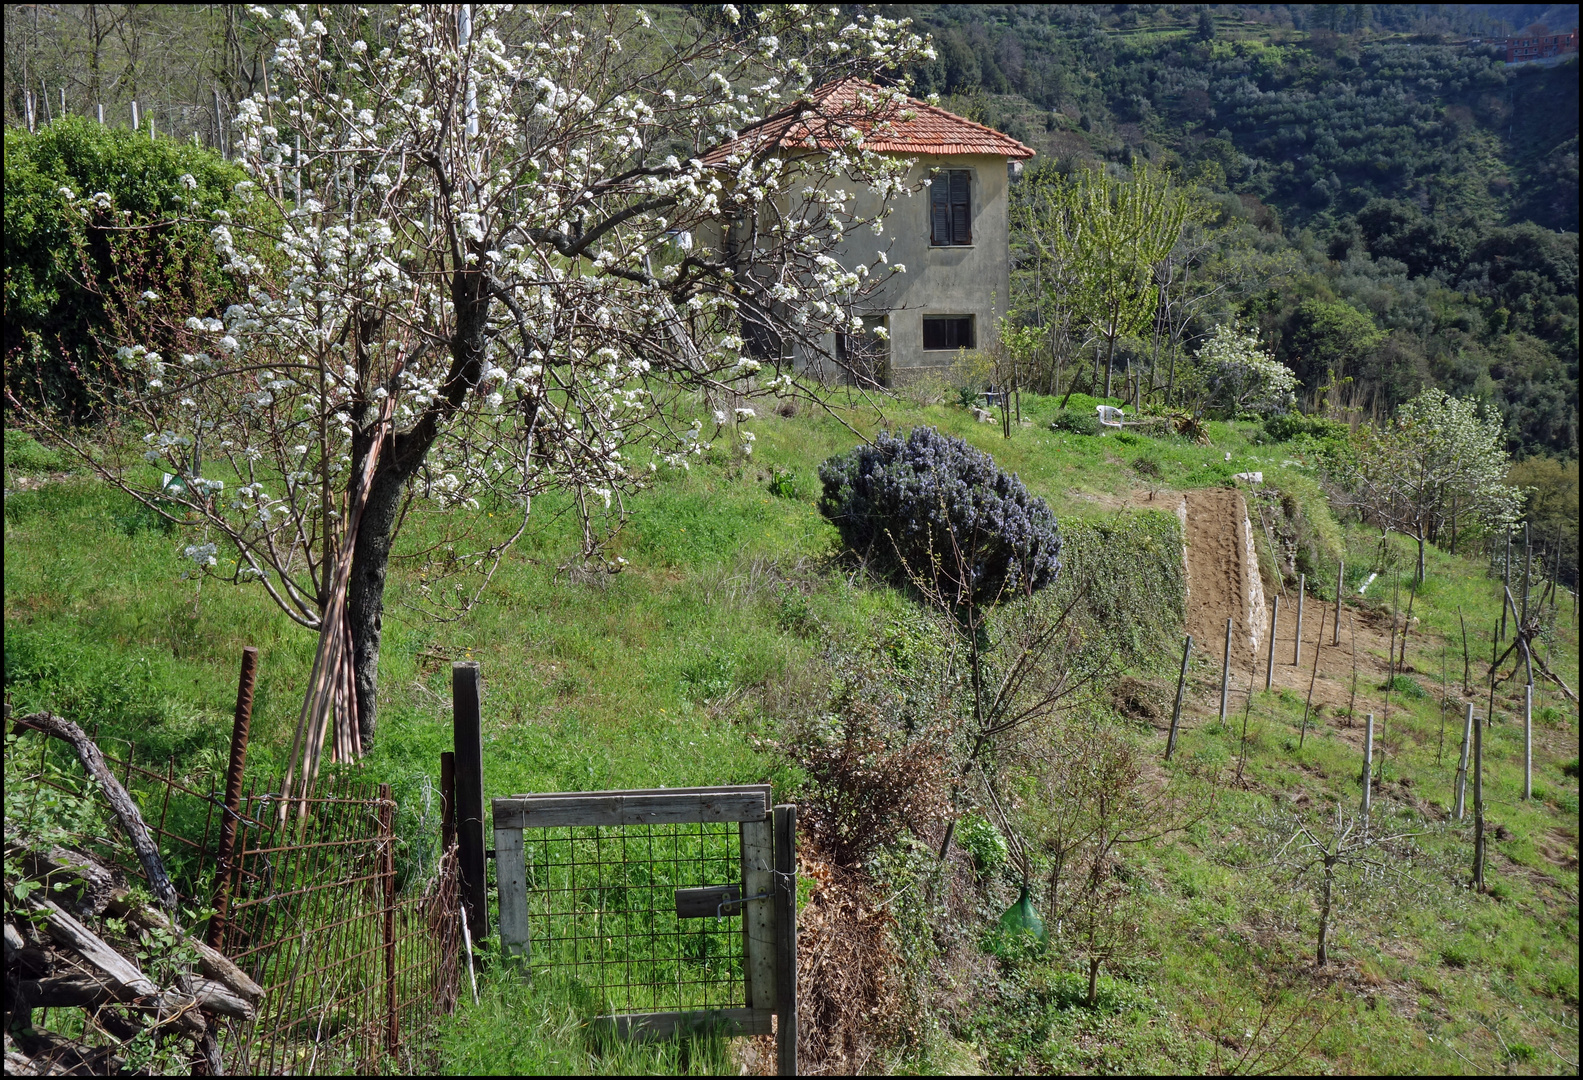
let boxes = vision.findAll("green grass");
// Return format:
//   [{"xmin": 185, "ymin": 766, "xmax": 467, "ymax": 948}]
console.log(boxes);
[{"xmin": 5, "ymin": 392, "xmax": 1577, "ymax": 1074}]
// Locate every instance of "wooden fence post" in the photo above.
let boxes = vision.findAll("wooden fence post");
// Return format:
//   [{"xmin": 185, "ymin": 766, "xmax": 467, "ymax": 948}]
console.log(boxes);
[
  {"xmin": 773, "ymin": 805, "xmax": 798, "ymax": 1078},
  {"xmin": 1361, "ymin": 714, "xmax": 1374, "ymax": 819},
  {"xmin": 1294, "ymin": 574, "xmax": 1305, "ymax": 666},
  {"xmin": 1334, "ymin": 560, "xmax": 1344, "ymax": 645},
  {"xmin": 440, "ymin": 751, "xmax": 456, "ymax": 855},
  {"xmin": 380, "ymin": 784, "xmax": 399, "ymax": 1058},
  {"xmin": 208, "ymin": 646, "xmax": 258, "ymax": 949},
  {"xmin": 453, "ymin": 663, "xmax": 488, "ymax": 944},
  {"xmin": 1523, "ymin": 683, "xmax": 1533, "ymax": 800},
  {"xmin": 1265, "ymin": 595, "xmax": 1279, "ymax": 692},
  {"xmin": 1165, "ymin": 634, "xmax": 1191, "ymax": 761}
]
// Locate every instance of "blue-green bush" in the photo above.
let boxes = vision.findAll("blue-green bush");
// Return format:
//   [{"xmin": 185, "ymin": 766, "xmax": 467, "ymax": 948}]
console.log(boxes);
[{"xmin": 818, "ymin": 425, "xmax": 1062, "ymax": 609}]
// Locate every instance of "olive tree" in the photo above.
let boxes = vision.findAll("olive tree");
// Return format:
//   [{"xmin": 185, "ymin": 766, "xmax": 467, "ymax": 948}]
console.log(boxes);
[{"xmin": 10, "ymin": 4, "xmax": 929, "ymax": 760}]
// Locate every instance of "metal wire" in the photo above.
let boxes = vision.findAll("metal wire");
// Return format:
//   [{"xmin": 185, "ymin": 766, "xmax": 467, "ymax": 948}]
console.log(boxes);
[
  {"xmin": 520, "ymin": 819, "xmax": 748, "ymax": 1014},
  {"xmin": 12, "ymin": 732, "xmax": 460, "ymax": 1076}
]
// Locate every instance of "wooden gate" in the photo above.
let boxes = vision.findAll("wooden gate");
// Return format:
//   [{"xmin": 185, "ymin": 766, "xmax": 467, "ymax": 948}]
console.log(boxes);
[{"xmin": 492, "ymin": 786, "xmax": 798, "ymax": 1073}]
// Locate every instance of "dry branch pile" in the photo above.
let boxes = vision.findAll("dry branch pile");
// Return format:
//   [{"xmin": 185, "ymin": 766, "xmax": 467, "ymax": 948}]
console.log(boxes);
[{"xmin": 4, "ymin": 713, "xmax": 262, "ymax": 1075}]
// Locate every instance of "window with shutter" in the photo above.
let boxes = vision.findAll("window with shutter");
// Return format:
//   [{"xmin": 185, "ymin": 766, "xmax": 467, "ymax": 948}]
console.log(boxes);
[
  {"xmin": 930, "ymin": 170, "xmax": 972, "ymax": 246},
  {"xmin": 950, "ymin": 171, "xmax": 971, "ymax": 245}
]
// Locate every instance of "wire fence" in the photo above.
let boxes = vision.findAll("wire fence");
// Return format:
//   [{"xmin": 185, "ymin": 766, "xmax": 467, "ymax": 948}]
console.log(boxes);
[
  {"xmin": 520, "ymin": 820, "xmax": 749, "ymax": 1015},
  {"xmin": 9, "ymin": 728, "xmax": 461, "ymax": 1075}
]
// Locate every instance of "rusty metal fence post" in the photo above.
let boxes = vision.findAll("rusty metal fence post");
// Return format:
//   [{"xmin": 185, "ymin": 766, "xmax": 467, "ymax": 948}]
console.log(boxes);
[
  {"xmin": 208, "ymin": 646, "xmax": 257, "ymax": 948},
  {"xmin": 380, "ymin": 783, "xmax": 398, "ymax": 1059}
]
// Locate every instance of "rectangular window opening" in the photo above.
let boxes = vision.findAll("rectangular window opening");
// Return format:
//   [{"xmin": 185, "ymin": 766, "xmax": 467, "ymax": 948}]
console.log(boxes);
[
  {"xmin": 930, "ymin": 169, "xmax": 972, "ymax": 246},
  {"xmin": 922, "ymin": 315, "xmax": 975, "ymax": 352}
]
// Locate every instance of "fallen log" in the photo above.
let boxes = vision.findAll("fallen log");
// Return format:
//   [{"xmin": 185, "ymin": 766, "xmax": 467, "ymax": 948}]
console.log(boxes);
[
  {"xmin": 13, "ymin": 712, "xmax": 226, "ymax": 1073},
  {"xmin": 23, "ymin": 845, "xmax": 124, "ymax": 921},
  {"xmin": 29, "ymin": 897, "xmax": 158, "ymax": 1001},
  {"xmin": 106, "ymin": 897, "xmax": 264, "ymax": 1006},
  {"xmin": 12, "ymin": 712, "xmax": 177, "ymax": 912}
]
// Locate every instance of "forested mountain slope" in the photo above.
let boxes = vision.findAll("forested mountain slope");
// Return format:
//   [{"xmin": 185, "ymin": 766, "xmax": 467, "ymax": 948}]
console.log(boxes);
[{"xmin": 897, "ymin": 4, "xmax": 1578, "ymax": 460}]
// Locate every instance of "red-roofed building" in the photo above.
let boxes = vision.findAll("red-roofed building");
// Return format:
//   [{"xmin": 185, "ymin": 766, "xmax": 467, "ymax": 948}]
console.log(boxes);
[
  {"xmin": 1499, "ymin": 28, "xmax": 1577, "ymax": 62},
  {"xmin": 702, "ymin": 80, "xmax": 1035, "ymax": 384}
]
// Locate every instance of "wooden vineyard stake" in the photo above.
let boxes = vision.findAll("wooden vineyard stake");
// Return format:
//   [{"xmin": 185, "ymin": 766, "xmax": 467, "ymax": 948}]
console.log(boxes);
[
  {"xmin": 1166, "ymin": 634, "xmax": 1191, "ymax": 761},
  {"xmin": 1219, "ymin": 618, "xmax": 1233, "ymax": 723},
  {"xmin": 1266, "ymin": 595, "xmax": 1279, "ymax": 691},
  {"xmin": 1299, "ymin": 608, "xmax": 1326, "ymax": 750},
  {"xmin": 1453, "ymin": 704, "xmax": 1472, "ymax": 820},
  {"xmin": 1361, "ymin": 714, "xmax": 1374, "ymax": 819},
  {"xmin": 1334, "ymin": 561, "xmax": 1344, "ymax": 645},
  {"xmin": 1294, "ymin": 574, "xmax": 1305, "ymax": 666}
]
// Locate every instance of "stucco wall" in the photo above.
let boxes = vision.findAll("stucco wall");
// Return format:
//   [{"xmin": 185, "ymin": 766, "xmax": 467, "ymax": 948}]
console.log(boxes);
[{"xmin": 836, "ymin": 153, "xmax": 1013, "ymax": 383}]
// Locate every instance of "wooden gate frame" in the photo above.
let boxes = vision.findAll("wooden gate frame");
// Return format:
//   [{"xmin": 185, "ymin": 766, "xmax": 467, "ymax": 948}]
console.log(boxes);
[{"xmin": 492, "ymin": 786, "xmax": 798, "ymax": 1074}]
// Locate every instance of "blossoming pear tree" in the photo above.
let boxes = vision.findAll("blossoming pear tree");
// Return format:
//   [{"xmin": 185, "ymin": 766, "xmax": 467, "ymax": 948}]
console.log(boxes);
[
  {"xmin": 12, "ymin": 3, "xmax": 931, "ymax": 760},
  {"xmin": 1344, "ymin": 388, "xmax": 1520, "ymax": 583}
]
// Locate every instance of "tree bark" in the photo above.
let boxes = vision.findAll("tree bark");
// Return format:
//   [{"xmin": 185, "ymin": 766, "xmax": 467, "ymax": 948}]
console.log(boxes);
[
  {"xmin": 346, "ymin": 264, "xmax": 492, "ymax": 749},
  {"xmin": 1087, "ymin": 957, "xmax": 1101, "ymax": 1006},
  {"xmin": 1316, "ymin": 858, "xmax": 1334, "ymax": 966}
]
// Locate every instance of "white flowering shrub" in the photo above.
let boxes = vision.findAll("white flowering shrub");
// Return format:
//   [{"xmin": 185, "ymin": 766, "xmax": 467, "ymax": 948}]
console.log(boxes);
[
  {"xmin": 11, "ymin": 4, "xmax": 930, "ymax": 745},
  {"xmin": 1192, "ymin": 321, "xmax": 1297, "ymax": 418}
]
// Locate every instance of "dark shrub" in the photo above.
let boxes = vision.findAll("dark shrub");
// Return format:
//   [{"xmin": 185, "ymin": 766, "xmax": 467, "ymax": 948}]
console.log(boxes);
[
  {"xmin": 1050, "ymin": 409, "xmax": 1100, "ymax": 436},
  {"xmin": 1263, "ymin": 413, "xmax": 1347, "ymax": 443},
  {"xmin": 818, "ymin": 426, "xmax": 1061, "ymax": 608},
  {"xmin": 4, "ymin": 118, "xmax": 248, "ymax": 419}
]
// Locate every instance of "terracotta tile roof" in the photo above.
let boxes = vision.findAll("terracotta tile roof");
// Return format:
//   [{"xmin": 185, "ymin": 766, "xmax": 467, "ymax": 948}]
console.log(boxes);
[{"xmin": 700, "ymin": 78, "xmax": 1035, "ymax": 165}]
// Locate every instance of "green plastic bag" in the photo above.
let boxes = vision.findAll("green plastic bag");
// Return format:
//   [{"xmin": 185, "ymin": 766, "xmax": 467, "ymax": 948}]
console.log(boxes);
[{"xmin": 998, "ymin": 883, "xmax": 1048, "ymax": 946}]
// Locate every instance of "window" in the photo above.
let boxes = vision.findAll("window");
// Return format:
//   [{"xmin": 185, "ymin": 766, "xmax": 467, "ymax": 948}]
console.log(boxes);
[
  {"xmin": 930, "ymin": 169, "xmax": 972, "ymax": 246},
  {"xmin": 922, "ymin": 315, "xmax": 975, "ymax": 351}
]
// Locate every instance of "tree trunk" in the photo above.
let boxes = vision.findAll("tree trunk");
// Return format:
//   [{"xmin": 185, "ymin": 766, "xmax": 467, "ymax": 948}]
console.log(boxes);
[
  {"xmin": 1316, "ymin": 860, "xmax": 1333, "ymax": 965},
  {"xmin": 1086, "ymin": 957, "xmax": 1101, "ymax": 1006},
  {"xmin": 1416, "ymin": 534, "xmax": 1425, "ymax": 585},
  {"xmin": 345, "ymin": 265, "xmax": 493, "ymax": 750},
  {"xmin": 346, "ymin": 466, "xmax": 408, "ymax": 751}
]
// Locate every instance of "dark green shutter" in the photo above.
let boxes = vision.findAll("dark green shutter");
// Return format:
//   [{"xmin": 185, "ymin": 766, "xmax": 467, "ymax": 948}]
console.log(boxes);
[
  {"xmin": 950, "ymin": 171, "xmax": 971, "ymax": 245},
  {"xmin": 931, "ymin": 176, "xmax": 950, "ymax": 245}
]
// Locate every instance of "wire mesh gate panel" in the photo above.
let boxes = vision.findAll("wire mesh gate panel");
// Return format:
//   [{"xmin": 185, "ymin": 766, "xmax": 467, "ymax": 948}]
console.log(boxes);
[{"xmin": 493, "ymin": 786, "xmax": 791, "ymax": 1045}]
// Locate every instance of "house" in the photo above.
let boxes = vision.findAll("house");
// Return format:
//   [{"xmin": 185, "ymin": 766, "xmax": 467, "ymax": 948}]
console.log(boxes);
[
  {"xmin": 701, "ymin": 79, "xmax": 1035, "ymax": 386},
  {"xmin": 1498, "ymin": 27, "xmax": 1577, "ymax": 63}
]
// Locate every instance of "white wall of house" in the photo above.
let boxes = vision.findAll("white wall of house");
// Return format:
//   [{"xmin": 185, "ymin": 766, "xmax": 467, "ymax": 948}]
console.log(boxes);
[
  {"xmin": 835, "ymin": 152, "xmax": 1015, "ymax": 384},
  {"xmin": 701, "ymin": 150, "xmax": 1019, "ymax": 386}
]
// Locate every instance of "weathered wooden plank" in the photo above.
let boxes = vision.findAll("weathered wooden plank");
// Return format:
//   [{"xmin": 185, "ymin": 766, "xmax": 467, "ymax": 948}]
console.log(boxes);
[
  {"xmin": 31, "ymin": 898, "xmax": 158, "ymax": 1000},
  {"xmin": 107, "ymin": 895, "xmax": 264, "ymax": 1004},
  {"xmin": 773, "ymin": 805, "xmax": 798, "ymax": 1077},
  {"xmin": 740, "ymin": 818, "xmax": 776, "ymax": 1013},
  {"xmin": 493, "ymin": 791, "xmax": 769, "ymax": 829},
  {"xmin": 674, "ymin": 884, "xmax": 741, "ymax": 919},
  {"xmin": 591, "ymin": 1007, "xmax": 774, "ymax": 1042},
  {"xmin": 504, "ymin": 784, "xmax": 771, "ymax": 802},
  {"xmin": 494, "ymin": 825, "xmax": 529, "ymax": 961}
]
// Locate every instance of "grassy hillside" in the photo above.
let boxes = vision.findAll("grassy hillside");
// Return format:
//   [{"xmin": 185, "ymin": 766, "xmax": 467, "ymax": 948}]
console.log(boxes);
[{"xmin": 4, "ymin": 393, "xmax": 1577, "ymax": 1075}]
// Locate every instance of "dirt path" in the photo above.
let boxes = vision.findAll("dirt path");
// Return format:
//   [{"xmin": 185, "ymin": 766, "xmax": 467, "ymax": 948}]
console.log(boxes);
[
  {"xmin": 1177, "ymin": 486, "xmax": 1430, "ymax": 752},
  {"xmin": 1182, "ymin": 488, "xmax": 1267, "ymax": 670}
]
